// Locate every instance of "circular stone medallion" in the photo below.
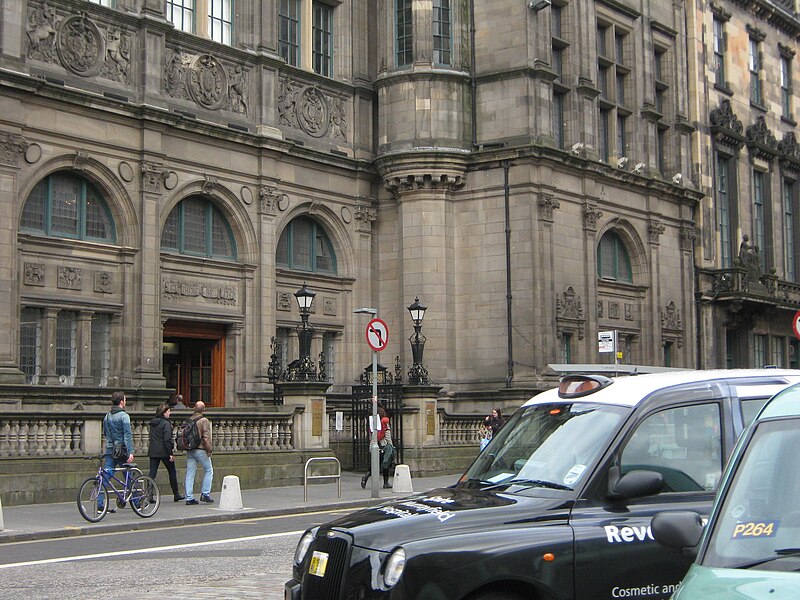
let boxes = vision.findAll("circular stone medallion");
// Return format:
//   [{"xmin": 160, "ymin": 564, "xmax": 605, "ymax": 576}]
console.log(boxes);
[{"xmin": 57, "ymin": 15, "xmax": 104, "ymax": 77}]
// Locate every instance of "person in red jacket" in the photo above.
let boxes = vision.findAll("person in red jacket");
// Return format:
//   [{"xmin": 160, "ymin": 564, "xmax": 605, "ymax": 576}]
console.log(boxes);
[{"xmin": 361, "ymin": 407, "xmax": 394, "ymax": 489}]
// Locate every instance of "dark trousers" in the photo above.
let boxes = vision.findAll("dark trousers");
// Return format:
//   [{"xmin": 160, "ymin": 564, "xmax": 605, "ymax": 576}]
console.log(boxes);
[{"xmin": 149, "ymin": 457, "xmax": 180, "ymax": 496}]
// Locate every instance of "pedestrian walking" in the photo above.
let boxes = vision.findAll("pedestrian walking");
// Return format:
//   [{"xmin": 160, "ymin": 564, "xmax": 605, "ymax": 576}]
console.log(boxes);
[
  {"xmin": 483, "ymin": 408, "xmax": 505, "ymax": 438},
  {"xmin": 184, "ymin": 400, "xmax": 214, "ymax": 505},
  {"xmin": 361, "ymin": 406, "xmax": 394, "ymax": 489},
  {"xmin": 148, "ymin": 403, "xmax": 184, "ymax": 502},
  {"xmin": 101, "ymin": 390, "xmax": 134, "ymax": 512}
]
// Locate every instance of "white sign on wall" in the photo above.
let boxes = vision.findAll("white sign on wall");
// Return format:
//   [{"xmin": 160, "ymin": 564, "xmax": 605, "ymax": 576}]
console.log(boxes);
[{"xmin": 598, "ymin": 331, "xmax": 616, "ymax": 353}]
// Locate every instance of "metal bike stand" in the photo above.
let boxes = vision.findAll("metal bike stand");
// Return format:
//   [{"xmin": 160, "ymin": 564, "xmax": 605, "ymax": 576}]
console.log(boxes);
[{"xmin": 303, "ymin": 457, "xmax": 341, "ymax": 502}]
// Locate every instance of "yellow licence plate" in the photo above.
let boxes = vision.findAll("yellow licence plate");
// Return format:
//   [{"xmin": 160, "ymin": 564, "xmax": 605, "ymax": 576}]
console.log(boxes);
[{"xmin": 308, "ymin": 550, "xmax": 329, "ymax": 577}]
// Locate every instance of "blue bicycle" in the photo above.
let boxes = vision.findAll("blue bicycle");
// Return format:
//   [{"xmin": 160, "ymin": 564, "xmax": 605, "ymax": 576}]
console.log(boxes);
[{"xmin": 77, "ymin": 455, "xmax": 160, "ymax": 523}]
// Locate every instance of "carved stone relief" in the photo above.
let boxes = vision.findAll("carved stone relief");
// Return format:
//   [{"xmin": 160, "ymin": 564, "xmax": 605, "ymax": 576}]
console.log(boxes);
[
  {"xmin": 556, "ymin": 286, "xmax": 585, "ymax": 339},
  {"xmin": 278, "ymin": 78, "xmax": 347, "ymax": 141},
  {"xmin": 0, "ymin": 132, "xmax": 30, "ymax": 167},
  {"xmin": 583, "ymin": 203, "xmax": 603, "ymax": 231},
  {"xmin": 608, "ymin": 302, "xmax": 620, "ymax": 319},
  {"xmin": 538, "ymin": 193, "xmax": 560, "ymax": 222},
  {"xmin": 141, "ymin": 161, "xmax": 167, "ymax": 193},
  {"xmin": 94, "ymin": 271, "xmax": 112, "ymax": 293},
  {"xmin": 277, "ymin": 291, "xmax": 292, "ymax": 311},
  {"xmin": 323, "ymin": 297, "xmax": 336, "ymax": 316},
  {"xmin": 58, "ymin": 266, "xmax": 82, "ymax": 290},
  {"xmin": 162, "ymin": 278, "xmax": 237, "ymax": 306},
  {"xmin": 25, "ymin": 5, "xmax": 132, "ymax": 84},
  {"xmin": 260, "ymin": 186, "xmax": 288, "ymax": 215},
  {"xmin": 24, "ymin": 263, "xmax": 46, "ymax": 286},
  {"xmin": 680, "ymin": 225, "xmax": 697, "ymax": 252},
  {"xmin": 163, "ymin": 48, "xmax": 249, "ymax": 115},
  {"xmin": 648, "ymin": 219, "xmax": 665, "ymax": 244},
  {"xmin": 354, "ymin": 205, "xmax": 376, "ymax": 233},
  {"xmin": 662, "ymin": 301, "xmax": 682, "ymax": 331},
  {"xmin": 625, "ymin": 304, "xmax": 634, "ymax": 321}
]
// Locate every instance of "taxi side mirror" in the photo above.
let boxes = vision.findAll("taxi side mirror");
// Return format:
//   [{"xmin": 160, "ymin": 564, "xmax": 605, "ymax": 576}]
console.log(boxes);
[
  {"xmin": 608, "ymin": 469, "xmax": 664, "ymax": 500},
  {"xmin": 651, "ymin": 511, "xmax": 703, "ymax": 558}
]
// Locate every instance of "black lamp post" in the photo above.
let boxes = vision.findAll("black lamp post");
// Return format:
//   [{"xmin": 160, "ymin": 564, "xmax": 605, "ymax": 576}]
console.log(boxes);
[
  {"xmin": 407, "ymin": 296, "xmax": 429, "ymax": 385},
  {"xmin": 294, "ymin": 282, "xmax": 316, "ymax": 379}
]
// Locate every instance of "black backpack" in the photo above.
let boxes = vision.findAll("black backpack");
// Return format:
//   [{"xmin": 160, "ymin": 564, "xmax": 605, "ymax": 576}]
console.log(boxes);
[{"xmin": 176, "ymin": 417, "xmax": 201, "ymax": 451}]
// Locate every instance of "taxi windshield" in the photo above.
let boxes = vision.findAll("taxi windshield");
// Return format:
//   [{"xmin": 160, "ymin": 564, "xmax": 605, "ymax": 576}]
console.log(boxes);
[
  {"xmin": 702, "ymin": 417, "xmax": 800, "ymax": 571},
  {"xmin": 461, "ymin": 402, "xmax": 628, "ymax": 492}
]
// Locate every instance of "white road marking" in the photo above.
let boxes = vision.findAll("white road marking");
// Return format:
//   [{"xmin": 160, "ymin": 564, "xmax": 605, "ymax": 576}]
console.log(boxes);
[{"xmin": 0, "ymin": 530, "xmax": 304, "ymax": 570}]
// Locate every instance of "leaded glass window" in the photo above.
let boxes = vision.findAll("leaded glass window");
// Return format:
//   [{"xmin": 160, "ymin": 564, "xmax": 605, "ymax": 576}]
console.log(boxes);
[
  {"xmin": 56, "ymin": 311, "xmax": 77, "ymax": 385},
  {"xmin": 91, "ymin": 314, "xmax": 111, "ymax": 387},
  {"xmin": 20, "ymin": 308, "xmax": 42, "ymax": 385},
  {"xmin": 276, "ymin": 217, "xmax": 337, "ymax": 274},
  {"xmin": 597, "ymin": 231, "xmax": 632, "ymax": 283},
  {"xmin": 160, "ymin": 197, "xmax": 237, "ymax": 259}
]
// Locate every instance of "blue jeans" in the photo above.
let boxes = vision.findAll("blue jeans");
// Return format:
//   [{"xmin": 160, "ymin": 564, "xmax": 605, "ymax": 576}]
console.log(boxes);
[
  {"xmin": 185, "ymin": 449, "xmax": 213, "ymax": 500},
  {"xmin": 98, "ymin": 453, "xmax": 126, "ymax": 508}
]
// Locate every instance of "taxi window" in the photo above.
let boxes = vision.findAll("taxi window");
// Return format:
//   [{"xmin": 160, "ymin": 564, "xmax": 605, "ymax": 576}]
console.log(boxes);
[
  {"xmin": 741, "ymin": 397, "xmax": 769, "ymax": 426},
  {"xmin": 620, "ymin": 403, "xmax": 722, "ymax": 492},
  {"xmin": 702, "ymin": 419, "xmax": 800, "ymax": 570}
]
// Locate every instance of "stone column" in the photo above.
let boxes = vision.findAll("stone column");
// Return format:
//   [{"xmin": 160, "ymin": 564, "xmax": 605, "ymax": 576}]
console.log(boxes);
[
  {"xmin": 400, "ymin": 384, "xmax": 442, "ymax": 448},
  {"xmin": 76, "ymin": 310, "xmax": 94, "ymax": 386},
  {"xmin": 38, "ymin": 308, "xmax": 59, "ymax": 385},
  {"xmin": 0, "ymin": 132, "xmax": 27, "ymax": 382},
  {"xmin": 283, "ymin": 381, "xmax": 332, "ymax": 450},
  {"xmin": 0, "ymin": 0, "xmax": 24, "ymax": 62}
]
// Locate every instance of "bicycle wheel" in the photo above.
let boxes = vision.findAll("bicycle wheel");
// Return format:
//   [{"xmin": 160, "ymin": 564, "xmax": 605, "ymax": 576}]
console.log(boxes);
[
  {"xmin": 130, "ymin": 475, "xmax": 160, "ymax": 518},
  {"xmin": 77, "ymin": 477, "xmax": 108, "ymax": 523}
]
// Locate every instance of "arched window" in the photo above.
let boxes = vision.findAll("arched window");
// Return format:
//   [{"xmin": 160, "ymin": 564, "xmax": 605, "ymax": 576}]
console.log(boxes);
[
  {"xmin": 161, "ymin": 197, "xmax": 237, "ymax": 259},
  {"xmin": 597, "ymin": 231, "xmax": 633, "ymax": 283},
  {"xmin": 277, "ymin": 217, "xmax": 337, "ymax": 274},
  {"xmin": 21, "ymin": 172, "xmax": 116, "ymax": 242}
]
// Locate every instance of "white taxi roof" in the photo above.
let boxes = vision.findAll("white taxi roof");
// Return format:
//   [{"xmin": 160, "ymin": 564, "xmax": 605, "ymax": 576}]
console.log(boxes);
[{"xmin": 524, "ymin": 369, "xmax": 800, "ymax": 409}]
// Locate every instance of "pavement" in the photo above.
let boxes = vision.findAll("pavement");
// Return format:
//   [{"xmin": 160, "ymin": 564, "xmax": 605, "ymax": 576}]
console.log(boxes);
[{"xmin": 0, "ymin": 470, "xmax": 461, "ymax": 544}]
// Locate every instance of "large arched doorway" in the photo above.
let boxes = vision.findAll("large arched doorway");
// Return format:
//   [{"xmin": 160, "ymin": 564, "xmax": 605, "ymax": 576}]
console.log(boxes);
[{"xmin": 162, "ymin": 320, "xmax": 226, "ymax": 407}]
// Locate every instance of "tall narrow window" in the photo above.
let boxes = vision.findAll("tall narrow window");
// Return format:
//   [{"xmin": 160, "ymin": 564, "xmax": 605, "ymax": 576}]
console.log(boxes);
[
  {"xmin": 551, "ymin": 3, "xmax": 570, "ymax": 151},
  {"xmin": 597, "ymin": 231, "xmax": 633, "ymax": 283},
  {"xmin": 656, "ymin": 128, "xmax": 666, "ymax": 174},
  {"xmin": 279, "ymin": 0, "xmax": 301, "ymax": 66},
  {"xmin": 312, "ymin": 1, "xmax": 333, "ymax": 77},
  {"xmin": 599, "ymin": 108, "xmax": 610, "ymax": 162},
  {"xmin": 433, "ymin": 0, "xmax": 451, "ymax": 65},
  {"xmin": 753, "ymin": 170, "xmax": 766, "ymax": 270},
  {"xmin": 754, "ymin": 334, "xmax": 767, "ymax": 368},
  {"xmin": 561, "ymin": 333, "xmax": 572, "ymax": 363},
  {"xmin": 208, "ymin": 0, "xmax": 232, "ymax": 45},
  {"xmin": 166, "ymin": 0, "xmax": 195, "ymax": 33},
  {"xmin": 323, "ymin": 332, "xmax": 336, "ymax": 382},
  {"xmin": 597, "ymin": 21, "xmax": 628, "ymax": 162},
  {"xmin": 781, "ymin": 55, "xmax": 792, "ymax": 120},
  {"xmin": 717, "ymin": 154, "xmax": 732, "ymax": 268},
  {"xmin": 772, "ymin": 336, "xmax": 786, "ymax": 367},
  {"xmin": 396, "ymin": 0, "xmax": 413, "ymax": 67},
  {"xmin": 712, "ymin": 17, "xmax": 725, "ymax": 87},
  {"xmin": 663, "ymin": 341, "xmax": 673, "ymax": 367},
  {"xmin": 56, "ymin": 311, "xmax": 77, "ymax": 386},
  {"xmin": 785, "ymin": 178, "xmax": 796, "ymax": 282},
  {"xmin": 616, "ymin": 115, "xmax": 626, "ymax": 158},
  {"xmin": 91, "ymin": 314, "xmax": 111, "ymax": 387},
  {"xmin": 553, "ymin": 93, "xmax": 565, "ymax": 149},
  {"xmin": 749, "ymin": 38, "xmax": 762, "ymax": 105},
  {"xmin": 20, "ymin": 308, "xmax": 42, "ymax": 385}
]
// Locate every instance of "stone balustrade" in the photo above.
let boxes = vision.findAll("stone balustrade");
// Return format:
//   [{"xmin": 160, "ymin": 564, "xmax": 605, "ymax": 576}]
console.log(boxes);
[
  {"xmin": 0, "ymin": 411, "xmax": 295, "ymax": 458},
  {"xmin": 439, "ymin": 412, "xmax": 483, "ymax": 446}
]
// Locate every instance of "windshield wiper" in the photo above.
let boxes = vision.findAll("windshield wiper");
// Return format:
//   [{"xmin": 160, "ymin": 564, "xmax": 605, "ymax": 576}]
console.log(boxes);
[
  {"xmin": 734, "ymin": 548, "xmax": 800, "ymax": 570},
  {"xmin": 482, "ymin": 478, "xmax": 572, "ymax": 491}
]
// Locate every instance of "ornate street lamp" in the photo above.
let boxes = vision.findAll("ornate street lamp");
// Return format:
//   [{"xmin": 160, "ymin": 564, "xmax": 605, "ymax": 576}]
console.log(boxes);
[
  {"xmin": 294, "ymin": 282, "xmax": 316, "ymax": 379},
  {"xmin": 407, "ymin": 297, "xmax": 429, "ymax": 385}
]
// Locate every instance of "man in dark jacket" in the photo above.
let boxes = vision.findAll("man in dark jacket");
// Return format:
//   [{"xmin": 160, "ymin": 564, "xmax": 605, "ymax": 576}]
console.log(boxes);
[
  {"xmin": 184, "ymin": 401, "xmax": 214, "ymax": 505},
  {"xmin": 148, "ymin": 403, "xmax": 184, "ymax": 502}
]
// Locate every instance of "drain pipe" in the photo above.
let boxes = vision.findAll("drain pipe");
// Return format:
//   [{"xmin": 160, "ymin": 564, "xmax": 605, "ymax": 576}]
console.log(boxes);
[
  {"xmin": 469, "ymin": 0, "xmax": 477, "ymax": 147},
  {"xmin": 503, "ymin": 160, "xmax": 514, "ymax": 387}
]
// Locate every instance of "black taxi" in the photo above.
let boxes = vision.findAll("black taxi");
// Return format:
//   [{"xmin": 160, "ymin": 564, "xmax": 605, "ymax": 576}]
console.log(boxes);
[{"xmin": 285, "ymin": 369, "xmax": 800, "ymax": 600}]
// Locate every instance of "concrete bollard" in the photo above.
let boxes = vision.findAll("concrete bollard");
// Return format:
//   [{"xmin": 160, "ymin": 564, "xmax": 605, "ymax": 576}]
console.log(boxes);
[
  {"xmin": 218, "ymin": 475, "xmax": 244, "ymax": 511},
  {"xmin": 392, "ymin": 464, "xmax": 413, "ymax": 494}
]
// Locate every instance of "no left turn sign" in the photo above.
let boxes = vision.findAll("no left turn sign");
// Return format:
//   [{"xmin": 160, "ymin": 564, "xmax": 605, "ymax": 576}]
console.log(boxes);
[
  {"xmin": 366, "ymin": 318, "xmax": 389, "ymax": 352},
  {"xmin": 793, "ymin": 311, "xmax": 800, "ymax": 340}
]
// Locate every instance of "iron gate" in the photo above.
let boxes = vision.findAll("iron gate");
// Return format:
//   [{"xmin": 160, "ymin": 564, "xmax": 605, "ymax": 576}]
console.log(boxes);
[{"xmin": 352, "ymin": 382, "xmax": 404, "ymax": 471}]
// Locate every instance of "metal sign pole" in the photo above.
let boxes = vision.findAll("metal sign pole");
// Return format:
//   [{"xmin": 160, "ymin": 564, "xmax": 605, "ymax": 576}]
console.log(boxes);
[{"xmin": 371, "ymin": 350, "xmax": 379, "ymax": 498}]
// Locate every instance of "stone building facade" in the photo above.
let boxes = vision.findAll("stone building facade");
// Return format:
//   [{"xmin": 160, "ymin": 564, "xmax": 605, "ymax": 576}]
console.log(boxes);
[
  {"xmin": 3, "ymin": 0, "xmax": 792, "ymax": 411},
  {"xmin": 687, "ymin": 0, "xmax": 800, "ymax": 369}
]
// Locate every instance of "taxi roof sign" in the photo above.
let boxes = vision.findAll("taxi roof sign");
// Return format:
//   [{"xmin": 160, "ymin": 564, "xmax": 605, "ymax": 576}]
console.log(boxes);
[{"xmin": 558, "ymin": 374, "xmax": 614, "ymax": 399}]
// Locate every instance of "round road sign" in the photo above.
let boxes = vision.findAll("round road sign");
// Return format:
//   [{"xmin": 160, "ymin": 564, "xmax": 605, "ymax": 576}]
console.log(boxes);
[
  {"xmin": 366, "ymin": 318, "xmax": 389, "ymax": 352},
  {"xmin": 793, "ymin": 311, "xmax": 800, "ymax": 340}
]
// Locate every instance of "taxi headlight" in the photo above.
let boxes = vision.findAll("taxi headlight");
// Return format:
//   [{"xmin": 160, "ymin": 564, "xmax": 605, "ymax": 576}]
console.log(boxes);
[
  {"xmin": 383, "ymin": 547, "xmax": 406, "ymax": 588},
  {"xmin": 294, "ymin": 531, "xmax": 315, "ymax": 565}
]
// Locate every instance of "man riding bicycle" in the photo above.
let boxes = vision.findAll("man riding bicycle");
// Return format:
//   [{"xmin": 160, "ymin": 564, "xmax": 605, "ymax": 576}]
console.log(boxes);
[{"xmin": 101, "ymin": 390, "xmax": 135, "ymax": 511}]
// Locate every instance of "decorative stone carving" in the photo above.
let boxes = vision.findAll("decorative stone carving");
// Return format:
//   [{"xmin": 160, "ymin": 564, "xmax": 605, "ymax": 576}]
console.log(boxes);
[
  {"xmin": 162, "ymin": 278, "xmax": 237, "ymax": 305},
  {"xmin": 709, "ymin": 99, "xmax": 745, "ymax": 150},
  {"xmin": 648, "ymin": 219, "xmax": 665, "ymax": 244},
  {"xmin": 556, "ymin": 286, "xmax": 585, "ymax": 340},
  {"xmin": 259, "ymin": 186, "xmax": 287, "ymax": 215},
  {"xmin": 26, "ymin": 2, "xmax": 58, "ymax": 62},
  {"xmin": 597, "ymin": 300, "xmax": 604, "ymax": 318},
  {"xmin": 609, "ymin": 302, "xmax": 620, "ymax": 319},
  {"xmin": 58, "ymin": 266, "xmax": 82, "ymax": 290},
  {"xmin": 662, "ymin": 301, "xmax": 682, "ymax": 331},
  {"xmin": 227, "ymin": 66, "xmax": 248, "ymax": 115},
  {"xmin": 583, "ymin": 203, "xmax": 603, "ymax": 231},
  {"xmin": 57, "ymin": 14, "xmax": 104, "ymax": 77},
  {"xmin": 73, "ymin": 151, "xmax": 89, "ymax": 170},
  {"xmin": 625, "ymin": 304, "xmax": 634, "ymax": 321},
  {"xmin": 278, "ymin": 78, "xmax": 348, "ymax": 141},
  {"xmin": 118, "ymin": 161, "xmax": 134, "ymax": 182},
  {"xmin": 780, "ymin": 131, "xmax": 800, "ymax": 174},
  {"xmin": 384, "ymin": 173, "xmax": 466, "ymax": 194},
  {"xmin": 340, "ymin": 206, "xmax": 352, "ymax": 224},
  {"xmin": 187, "ymin": 54, "xmax": 228, "ymax": 110},
  {"xmin": 746, "ymin": 115, "xmax": 779, "ymax": 161},
  {"xmin": 202, "ymin": 174, "xmax": 218, "ymax": 194},
  {"xmin": 141, "ymin": 161, "xmax": 166, "ymax": 193},
  {"xmin": 680, "ymin": 224, "xmax": 697, "ymax": 252},
  {"xmin": 240, "ymin": 186, "xmax": 253, "ymax": 206},
  {"xmin": 277, "ymin": 291, "xmax": 292, "ymax": 311},
  {"xmin": 94, "ymin": 270, "xmax": 112, "ymax": 293},
  {"xmin": 164, "ymin": 48, "xmax": 188, "ymax": 98},
  {"xmin": 354, "ymin": 205, "xmax": 377, "ymax": 233},
  {"xmin": 24, "ymin": 263, "xmax": 46, "ymax": 286},
  {"xmin": 102, "ymin": 28, "xmax": 131, "ymax": 83},
  {"xmin": 323, "ymin": 297, "xmax": 336, "ymax": 316},
  {"xmin": 0, "ymin": 132, "xmax": 30, "ymax": 167},
  {"xmin": 538, "ymin": 193, "xmax": 560, "ymax": 222}
]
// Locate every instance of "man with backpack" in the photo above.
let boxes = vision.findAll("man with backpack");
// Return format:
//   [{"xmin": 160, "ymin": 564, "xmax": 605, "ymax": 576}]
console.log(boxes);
[{"xmin": 183, "ymin": 401, "xmax": 214, "ymax": 505}]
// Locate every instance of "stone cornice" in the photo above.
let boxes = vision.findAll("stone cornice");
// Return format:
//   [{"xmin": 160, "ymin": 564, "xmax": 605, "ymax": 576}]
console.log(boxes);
[
  {"xmin": 746, "ymin": 115, "xmax": 779, "ymax": 161},
  {"xmin": 376, "ymin": 149, "xmax": 469, "ymax": 194},
  {"xmin": 710, "ymin": 98, "xmax": 746, "ymax": 151}
]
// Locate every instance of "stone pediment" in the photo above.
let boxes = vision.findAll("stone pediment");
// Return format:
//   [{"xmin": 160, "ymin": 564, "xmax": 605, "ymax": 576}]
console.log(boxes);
[
  {"xmin": 710, "ymin": 99, "xmax": 745, "ymax": 150},
  {"xmin": 745, "ymin": 116, "xmax": 779, "ymax": 161}
]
